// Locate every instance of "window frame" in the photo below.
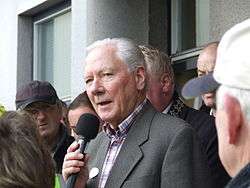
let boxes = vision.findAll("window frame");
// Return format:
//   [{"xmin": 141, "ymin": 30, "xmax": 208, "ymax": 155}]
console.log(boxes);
[{"xmin": 33, "ymin": 6, "xmax": 71, "ymax": 101}]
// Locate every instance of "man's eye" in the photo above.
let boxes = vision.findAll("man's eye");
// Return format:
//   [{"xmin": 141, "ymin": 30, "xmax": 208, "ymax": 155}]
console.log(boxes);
[
  {"xmin": 85, "ymin": 79, "xmax": 93, "ymax": 84},
  {"xmin": 104, "ymin": 73, "xmax": 112, "ymax": 76},
  {"xmin": 27, "ymin": 109, "xmax": 38, "ymax": 115}
]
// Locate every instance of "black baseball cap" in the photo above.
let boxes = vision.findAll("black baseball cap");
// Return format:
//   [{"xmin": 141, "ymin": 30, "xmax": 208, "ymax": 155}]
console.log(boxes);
[
  {"xmin": 15, "ymin": 80, "xmax": 59, "ymax": 110},
  {"xmin": 181, "ymin": 72, "xmax": 220, "ymax": 99}
]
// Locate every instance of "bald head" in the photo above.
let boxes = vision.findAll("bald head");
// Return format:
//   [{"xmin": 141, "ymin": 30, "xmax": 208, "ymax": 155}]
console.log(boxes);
[
  {"xmin": 197, "ymin": 42, "xmax": 219, "ymax": 76},
  {"xmin": 196, "ymin": 42, "xmax": 219, "ymax": 110}
]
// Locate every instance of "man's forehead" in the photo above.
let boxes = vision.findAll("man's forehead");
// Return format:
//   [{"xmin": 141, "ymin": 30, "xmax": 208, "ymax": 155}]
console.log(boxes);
[
  {"xmin": 197, "ymin": 45, "xmax": 217, "ymax": 69},
  {"xmin": 84, "ymin": 50, "xmax": 126, "ymax": 74},
  {"xmin": 26, "ymin": 102, "xmax": 54, "ymax": 108},
  {"xmin": 86, "ymin": 45, "xmax": 117, "ymax": 61},
  {"xmin": 197, "ymin": 55, "xmax": 216, "ymax": 71}
]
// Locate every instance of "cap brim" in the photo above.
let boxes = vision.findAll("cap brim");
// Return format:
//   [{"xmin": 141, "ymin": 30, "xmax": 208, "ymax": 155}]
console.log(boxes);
[
  {"xmin": 181, "ymin": 73, "xmax": 220, "ymax": 99},
  {"xmin": 16, "ymin": 96, "xmax": 57, "ymax": 110}
]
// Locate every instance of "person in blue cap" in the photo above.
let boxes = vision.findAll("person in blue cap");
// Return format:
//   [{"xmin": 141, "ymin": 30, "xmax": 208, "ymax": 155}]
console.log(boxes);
[{"xmin": 182, "ymin": 72, "xmax": 220, "ymax": 117}]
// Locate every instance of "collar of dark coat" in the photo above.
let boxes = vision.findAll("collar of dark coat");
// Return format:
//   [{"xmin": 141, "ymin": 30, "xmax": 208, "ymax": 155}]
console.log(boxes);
[
  {"xmin": 167, "ymin": 91, "xmax": 185, "ymax": 118},
  {"xmin": 226, "ymin": 163, "xmax": 250, "ymax": 188}
]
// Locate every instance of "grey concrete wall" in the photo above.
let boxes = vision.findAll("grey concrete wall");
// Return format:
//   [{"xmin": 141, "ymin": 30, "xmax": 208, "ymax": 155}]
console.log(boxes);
[
  {"xmin": 71, "ymin": 0, "xmax": 88, "ymax": 98},
  {"xmin": 210, "ymin": 0, "xmax": 250, "ymax": 42},
  {"xmin": 86, "ymin": 0, "xmax": 149, "ymax": 45},
  {"xmin": 71, "ymin": 0, "xmax": 149, "ymax": 99},
  {"xmin": 3, "ymin": 0, "xmax": 250, "ymax": 109}
]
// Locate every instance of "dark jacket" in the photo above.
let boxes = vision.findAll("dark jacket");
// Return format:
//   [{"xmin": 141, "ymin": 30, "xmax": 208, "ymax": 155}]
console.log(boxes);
[
  {"xmin": 167, "ymin": 92, "xmax": 231, "ymax": 188},
  {"xmin": 226, "ymin": 163, "xmax": 250, "ymax": 188},
  {"xmin": 199, "ymin": 103, "xmax": 212, "ymax": 115},
  {"xmin": 53, "ymin": 124, "xmax": 74, "ymax": 173}
]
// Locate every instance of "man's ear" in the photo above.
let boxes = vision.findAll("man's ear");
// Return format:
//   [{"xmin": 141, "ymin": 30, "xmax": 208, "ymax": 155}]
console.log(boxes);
[
  {"xmin": 224, "ymin": 94, "xmax": 242, "ymax": 144},
  {"xmin": 135, "ymin": 67, "xmax": 146, "ymax": 90},
  {"xmin": 160, "ymin": 73, "xmax": 172, "ymax": 92}
]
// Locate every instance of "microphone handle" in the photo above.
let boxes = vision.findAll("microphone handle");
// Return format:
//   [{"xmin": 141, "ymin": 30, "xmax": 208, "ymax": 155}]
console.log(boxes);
[{"xmin": 66, "ymin": 138, "xmax": 89, "ymax": 188}]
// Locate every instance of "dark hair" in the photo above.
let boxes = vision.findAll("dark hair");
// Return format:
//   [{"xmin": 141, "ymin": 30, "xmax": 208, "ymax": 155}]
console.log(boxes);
[
  {"xmin": 68, "ymin": 91, "xmax": 94, "ymax": 111},
  {"xmin": 0, "ymin": 111, "xmax": 55, "ymax": 188}
]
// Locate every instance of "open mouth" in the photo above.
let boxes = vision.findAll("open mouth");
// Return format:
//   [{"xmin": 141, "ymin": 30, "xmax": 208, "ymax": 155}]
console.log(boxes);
[
  {"xmin": 38, "ymin": 123, "xmax": 47, "ymax": 127},
  {"xmin": 97, "ymin": 101, "xmax": 112, "ymax": 106}
]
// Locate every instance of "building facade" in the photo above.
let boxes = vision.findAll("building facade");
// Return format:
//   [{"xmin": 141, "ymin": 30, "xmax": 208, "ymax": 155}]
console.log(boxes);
[{"xmin": 1, "ymin": 0, "xmax": 250, "ymax": 110}]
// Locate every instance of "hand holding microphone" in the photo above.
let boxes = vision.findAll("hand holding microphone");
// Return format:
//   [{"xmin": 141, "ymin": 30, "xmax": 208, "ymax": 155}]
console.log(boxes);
[{"xmin": 63, "ymin": 113, "xmax": 99, "ymax": 188}]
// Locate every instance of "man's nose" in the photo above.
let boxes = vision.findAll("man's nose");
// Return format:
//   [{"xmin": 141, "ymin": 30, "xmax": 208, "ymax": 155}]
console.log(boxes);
[
  {"xmin": 36, "ymin": 110, "xmax": 46, "ymax": 120},
  {"xmin": 89, "ymin": 79, "xmax": 105, "ymax": 95}
]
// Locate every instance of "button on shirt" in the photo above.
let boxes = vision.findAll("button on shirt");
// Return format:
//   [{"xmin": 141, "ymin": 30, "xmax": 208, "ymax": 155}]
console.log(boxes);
[{"xmin": 98, "ymin": 99, "xmax": 147, "ymax": 188}]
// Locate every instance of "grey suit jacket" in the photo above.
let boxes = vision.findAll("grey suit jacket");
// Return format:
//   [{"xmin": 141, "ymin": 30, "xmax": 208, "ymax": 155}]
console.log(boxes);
[{"xmin": 86, "ymin": 102, "xmax": 215, "ymax": 188}]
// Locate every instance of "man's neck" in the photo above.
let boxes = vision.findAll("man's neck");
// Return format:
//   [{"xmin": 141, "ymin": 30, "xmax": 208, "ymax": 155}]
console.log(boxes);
[
  {"xmin": 210, "ymin": 108, "xmax": 216, "ymax": 117},
  {"xmin": 108, "ymin": 97, "xmax": 146, "ymax": 129},
  {"xmin": 43, "ymin": 127, "xmax": 61, "ymax": 152},
  {"xmin": 162, "ymin": 101, "xmax": 173, "ymax": 114}
]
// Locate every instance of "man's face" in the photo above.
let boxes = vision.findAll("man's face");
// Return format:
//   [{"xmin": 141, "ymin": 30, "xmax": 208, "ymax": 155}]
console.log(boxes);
[
  {"xmin": 146, "ymin": 74, "xmax": 172, "ymax": 112},
  {"xmin": 84, "ymin": 46, "xmax": 144, "ymax": 127},
  {"xmin": 68, "ymin": 106, "xmax": 97, "ymax": 136},
  {"xmin": 197, "ymin": 52, "xmax": 216, "ymax": 108},
  {"xmin": 24, "ymin": 102, "xmax": 61, "ymax": 140}
]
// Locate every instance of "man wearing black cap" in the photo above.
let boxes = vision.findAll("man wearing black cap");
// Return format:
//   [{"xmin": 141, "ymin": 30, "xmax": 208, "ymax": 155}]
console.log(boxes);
[{"xmin": 15, "ymin": 80, "xmax": 74, "ymax": 173}]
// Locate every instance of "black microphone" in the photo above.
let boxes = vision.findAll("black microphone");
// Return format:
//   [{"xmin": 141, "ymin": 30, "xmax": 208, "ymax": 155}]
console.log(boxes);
[{"xmin": 66, "ymin": 113, "xmax": 100, "ymax": 188}]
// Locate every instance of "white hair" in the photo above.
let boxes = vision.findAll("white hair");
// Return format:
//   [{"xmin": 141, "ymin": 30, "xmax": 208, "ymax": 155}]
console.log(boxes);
[
  {"xmin": 139, "ymin": 45, "xmax": 174, "ymax": 83},
  {"xmin": 217, "ymin": 85, "xmax": 250, "ymax": 122},
  {"xmin": 86, "ymin": 38, "xmax": 145, "ymax": 72}
]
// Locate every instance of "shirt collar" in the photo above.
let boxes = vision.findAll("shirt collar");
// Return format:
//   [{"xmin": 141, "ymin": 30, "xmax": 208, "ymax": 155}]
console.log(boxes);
[
  {"xmin": 162, "ymin": 101, "xmax": 173, "ymax": 114},
  {"xmin": 103, "ymin": 98, "xmax": 147, "ymax": 139}
]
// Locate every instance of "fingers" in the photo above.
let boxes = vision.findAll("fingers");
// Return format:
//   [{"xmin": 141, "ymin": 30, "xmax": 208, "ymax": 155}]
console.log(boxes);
[
  {"xmin": 64, "ymin": 150, "xmax": 84, "ymax": 161},
  {"xmin": 75, "ymin": 155, "xmax": 90, "ymax": 188},
  {"xmin": 67, "ymin": 141, "xmax": 80, "ymax": 153},
  {"xmin": 63, "ymin": 144, "xmax": 85, "ymax": 181}
]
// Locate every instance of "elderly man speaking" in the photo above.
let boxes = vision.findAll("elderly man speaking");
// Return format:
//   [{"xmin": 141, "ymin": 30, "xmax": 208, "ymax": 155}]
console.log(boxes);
[
  {"xmin": 62, "ymin": 38, "xmax": 214, "ymax": 188},
  {"xmin": 214, "ymin": 19, "xmax": 250, "ymax": 188}
]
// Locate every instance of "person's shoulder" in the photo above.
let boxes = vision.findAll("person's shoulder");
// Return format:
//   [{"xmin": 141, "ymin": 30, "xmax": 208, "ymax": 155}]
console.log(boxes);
[
  {"xmin": 151, "ymin": 111, "xmax": 193, "ymax": 135},
  {"xmin": 154, "ymin": 111, "xmax": 188, "ymax": 125},
  {"xmin": 183, "ymin": 106, "xmax": 217, "ymax": 149},
  {"xmin": 185, "ymin": 106, "xmax": 215, "ymax": 125},
  {"xmin": 60, "ymin": 125, "xmax": 74, "ymax": 146},
  {"xmin": 87, "ymin": 131, "xmax": 107, "ymax": 147},
  {"xmin": 86, "ymin": 131, "xmax": 107, "ymax": 155},
  {"xmin": 149, "ymin": 112, "xmax": 199, "ymax": 148},
  {"xmin": 199, "ymin": 104, "xmax": 211, "ymax": 114}
]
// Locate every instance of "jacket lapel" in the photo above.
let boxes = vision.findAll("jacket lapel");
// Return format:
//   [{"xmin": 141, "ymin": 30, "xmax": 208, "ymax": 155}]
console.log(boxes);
[
  {"xmin": 88, "ymin": 134, "xmax": 110, "ymax": 188},
  {"xmin": 104, "ymin": 102, "xmax": 156, "ymax": 187}
]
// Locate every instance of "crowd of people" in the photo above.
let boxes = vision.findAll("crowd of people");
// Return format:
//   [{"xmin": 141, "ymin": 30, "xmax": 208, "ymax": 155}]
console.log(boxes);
[{"xmin": 1, "ymin": 18, "xmax": 250, "ymax": 188}]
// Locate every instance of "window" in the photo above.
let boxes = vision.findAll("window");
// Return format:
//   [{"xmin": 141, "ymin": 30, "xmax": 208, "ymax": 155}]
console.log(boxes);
[
  {"xmin": 33, "ymin": 7, "xmax": 71, "ymax": 101},
  {"xmin": 171, "ymin": 0, "xmax": 210, "ymax": 108}
]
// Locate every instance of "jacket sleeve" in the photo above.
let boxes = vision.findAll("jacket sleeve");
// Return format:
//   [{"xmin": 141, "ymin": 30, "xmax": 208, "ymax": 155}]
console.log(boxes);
[{"xmin": 161, "ymin": 126, "xmax": 215, "ymax": 188}]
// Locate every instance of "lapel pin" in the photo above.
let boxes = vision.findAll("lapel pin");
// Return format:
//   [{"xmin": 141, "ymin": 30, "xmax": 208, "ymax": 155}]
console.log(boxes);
[{"xmin": 89, "ymin": 167, "xmax": 99, "ymax": 179}]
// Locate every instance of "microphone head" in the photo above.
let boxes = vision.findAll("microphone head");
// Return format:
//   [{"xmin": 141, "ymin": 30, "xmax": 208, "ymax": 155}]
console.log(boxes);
[{"xmin": 75, "ymin": 113, "xmax": 100, "ymax": 140}]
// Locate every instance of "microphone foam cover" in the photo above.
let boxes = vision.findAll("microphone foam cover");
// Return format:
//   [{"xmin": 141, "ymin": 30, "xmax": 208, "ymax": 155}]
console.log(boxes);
[{"xmin": 75, "ymin": 113, "xmax": 100, "ymax": 140}]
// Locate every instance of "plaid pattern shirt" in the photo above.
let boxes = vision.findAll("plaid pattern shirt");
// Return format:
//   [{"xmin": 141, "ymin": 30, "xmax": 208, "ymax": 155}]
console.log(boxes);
[{"xmin": 98, "ymin": 99, "xmax": 147, "ymax": 188}]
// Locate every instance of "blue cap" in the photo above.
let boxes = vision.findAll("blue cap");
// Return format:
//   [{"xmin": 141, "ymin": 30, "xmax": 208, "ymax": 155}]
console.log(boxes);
[{"xmin": 181, "ymin": 72, "xmax": 220, "ymax": 99}]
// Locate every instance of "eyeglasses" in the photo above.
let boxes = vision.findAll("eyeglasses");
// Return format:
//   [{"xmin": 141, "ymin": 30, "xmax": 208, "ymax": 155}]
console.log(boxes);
[{"xmin": 24, "ymin": 103, "xmax": 57, "ymax": 117}]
